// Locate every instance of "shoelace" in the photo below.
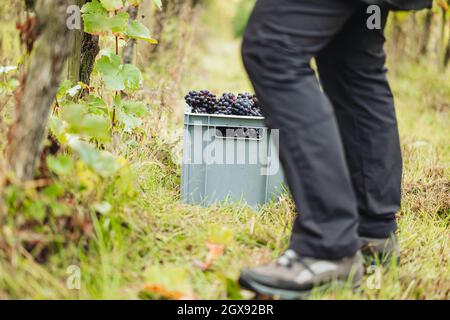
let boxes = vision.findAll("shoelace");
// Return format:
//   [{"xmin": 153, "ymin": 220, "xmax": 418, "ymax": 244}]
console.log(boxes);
[
  {"xmin": 277, "ymin": 249, "xmax": 297, "ymax": 267},
  {"xmin": 277, "ymin": 250, "xmax": 316, "ymax": 275}
]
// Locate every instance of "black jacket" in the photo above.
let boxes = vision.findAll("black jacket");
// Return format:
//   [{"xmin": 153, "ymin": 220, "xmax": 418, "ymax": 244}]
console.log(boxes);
[{"xmin": 363, "ymin": 0, "xmax": 433, "ymax": 10}]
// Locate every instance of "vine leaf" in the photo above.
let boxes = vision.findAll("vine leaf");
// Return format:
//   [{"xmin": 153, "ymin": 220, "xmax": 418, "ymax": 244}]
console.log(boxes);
[
  {"xmin": 60, "ymin": 103, "xmax": 110, "ymax": 142},
  {"xmin": 127, "ymin": 20, "xmax": 158, "ymax": 43},
  {"xmin": 49, "ymin": 116, "xmax": 68, "ymax": 144},
  {"xmin": 94, "ymin": 53, "xmax": 142, "ymax": 91},
  {"xmin": 100, "ymin": 0, "xmax": 124, "ymax": 11},
  {"xmin": 122, "ymin": 101, "xmax": 148, "ymax": 117},
  {"xmin": 121, "ymin": 64, "xmax": 142, "ymax": 90},
  {"xmin": 115, "ymin": 98, "xmax": 148, "ymax": 131},
  {"xmin": 117, "ymin": 110, "xmax": 142, "ymax": 131},
  {"xmin": 68, "ymin": 136, "xmax": 121, "ymax": 178},
  {"xmin": 85, "ymin": 95, "xmax": 109, "ymax": 116},
  {"xmin": 81, "ymin": 0, "xmax": 128, "ymax": 35},
  {"xmin": 47, "ymin": 155, "xmax": 74, "ymax": 176},
  {"xmin": 109, "ymin": 12, "xmax": 129, "ymax": 33},
  {"xmin": 80, "ymin": 0, "xmax": 105, "ymax": 14},
  {"xmin": 56, "ymin": 80, "xmax": 73, "ymax": 100}
]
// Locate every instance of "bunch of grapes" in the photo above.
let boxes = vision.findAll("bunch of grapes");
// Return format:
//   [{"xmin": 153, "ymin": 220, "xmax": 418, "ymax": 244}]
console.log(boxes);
[
  {"xmin": 185, "ymin": 90, "xmax": 263, "ymax": 117},
  {"xmin": 250, "ymin": 94, "xmax": 263, "ymax": 117},
  {"xmin": 231, "ymin": 93, "xmax": 252, "ymax": 116},
  {"xmin": 231, "ymin": 93, "xmax": 262, "ymax": 117},
  {"xmin": 214, "ymin": 93, "xmax": 236, "ymax": 115},
  {"xmin": 185, "ymin": 90, "xmax": 217, "ymax": 114}
]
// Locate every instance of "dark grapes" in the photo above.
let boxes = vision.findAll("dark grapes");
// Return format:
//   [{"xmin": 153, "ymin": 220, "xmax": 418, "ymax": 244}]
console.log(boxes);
[
  {"xmin": 250, "ymin": 94, "xmax": 263, "ymax": 117},
  {"xmin": 232, "ymin": 93, "xmax": 253, "ymax": 116},
  {"xmin": 185, "ymin": 90, "xmax": 263, "ymax": 117},
  {"xmin": 215, "ymin": 93, "xmax": 236, "ymax": 115},
  {"xmin": 185, "ymin": 90, "xmax": 217, "ymax": 114}
]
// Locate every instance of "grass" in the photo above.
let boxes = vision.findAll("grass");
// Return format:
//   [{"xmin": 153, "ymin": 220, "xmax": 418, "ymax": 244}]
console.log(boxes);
[{"xmin": 0, "ymin": 1, "xmax": 448, "ymax": 300}]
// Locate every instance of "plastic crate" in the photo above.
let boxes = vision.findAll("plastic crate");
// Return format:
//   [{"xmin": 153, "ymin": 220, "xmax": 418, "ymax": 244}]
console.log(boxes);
[{"xmin": 181, "ymin": 112, "xmax": 286, "ymax": 207}]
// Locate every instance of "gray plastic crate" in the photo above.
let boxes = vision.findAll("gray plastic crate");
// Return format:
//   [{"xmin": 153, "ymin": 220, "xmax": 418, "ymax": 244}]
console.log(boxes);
[{"xmin": 181, "ymin": 112, "xmax": 286, "ymax": 207}]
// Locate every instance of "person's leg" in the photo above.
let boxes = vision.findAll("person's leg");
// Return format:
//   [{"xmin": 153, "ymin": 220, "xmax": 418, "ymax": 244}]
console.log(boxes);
[
  {"xmin": 242, "ymin": 0, "xmax": 361, "ymax": 260},
  {"xmin": 316, "ymin": 4, "xmax": 402, "ymax": 240}
]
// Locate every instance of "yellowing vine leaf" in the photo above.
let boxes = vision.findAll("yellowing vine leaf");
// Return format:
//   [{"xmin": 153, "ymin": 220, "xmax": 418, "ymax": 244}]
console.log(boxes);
[
  {"xmin": 100, "ymin": 0, "xmax": 124, "ymax": 11},
  {"xmin": 194, "ymin": 241, "xmax": 225, "ymax": 271},
  {"xmin": 140, "ymin": 285, "xmax": 195, "ymax": 300},
  {"xmin": 140, "ymin": 266, "xmax": 195, "ymax": 300}
]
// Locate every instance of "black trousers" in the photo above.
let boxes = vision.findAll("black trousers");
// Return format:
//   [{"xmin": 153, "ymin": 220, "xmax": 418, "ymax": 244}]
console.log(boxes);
[{"xmin": 242, "ymin": 0, "xmax": 402, "ymax": 260}]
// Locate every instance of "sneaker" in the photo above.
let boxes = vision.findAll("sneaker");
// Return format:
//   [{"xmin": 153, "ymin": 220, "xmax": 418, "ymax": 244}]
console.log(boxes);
[
  {"xmin": 238, "ymin": 250, "xmax": 364, "ymax": 299},
  {"xmin": 360, "ymin": 234, "xmax": 400, "ymax": 267}
]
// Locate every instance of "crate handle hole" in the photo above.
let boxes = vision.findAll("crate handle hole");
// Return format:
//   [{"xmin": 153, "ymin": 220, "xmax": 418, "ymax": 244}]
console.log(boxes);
[{"xmin": 215, "ymin": 126, "xmax": 264, "ymax": 140}]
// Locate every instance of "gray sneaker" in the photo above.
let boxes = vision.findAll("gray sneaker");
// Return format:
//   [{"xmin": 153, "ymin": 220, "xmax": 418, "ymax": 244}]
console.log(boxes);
[
  {"xmin": 360, "ymin": 234, "xmax": 400, "ymax": 267},
  {"xmin": 239, "ymin": 250, "xmax": 364, "ymax": 299}
]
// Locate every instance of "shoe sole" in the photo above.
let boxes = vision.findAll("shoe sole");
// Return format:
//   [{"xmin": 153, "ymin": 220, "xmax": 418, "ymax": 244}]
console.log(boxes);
[{"xmin": 239, "ymin": 276, "xmax": 362, "ymax": 300}]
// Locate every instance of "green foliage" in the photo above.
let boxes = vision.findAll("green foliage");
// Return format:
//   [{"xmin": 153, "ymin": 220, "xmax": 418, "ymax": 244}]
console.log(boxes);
[
  {"xmin": 127, "ymin": 20, "xmax": 158, "ymax": 43},
  {"xmin": 82, "ymin": 5, "xmax": 128, "ymax": 35},
  {"xmin": 0, "ymin": 65, "xmax": 19, "ymax": 94},
  {"xmin": 232, "ymin": 0, "xmax": 255, "ymax": 38},
  {"xmin": 100, "ymin": 0, "xmax": 124, "ymax": 11},
  {"xmin": 60, "ymin": 102, "xmax": 110, "ymax": 142},
  {"xmin": 46, "ymin": 155, "xmax": 74, "ymax": 175},
  {"xmin": 56, "ymin": 79, "xmax": 74, "ymax": 99},
  {"xmin": 68, "ymin": 138, "xmax": 121, "ymax": 178},
  {"xmin": 81, "ymin": 0, "xmax": 157, "ymax": 44},
  {"xmin": 48, "ymin": 0, "xmax": 156, "ymax": 183},
  {"xmin": 4, "ymin": 181, "xmax": 71, "ymax": 223},
  {"xmin": 94, "ymin": 52, "xmax": 142, "ymax": 91},
  {"xmin": 208, "ymin": 224, "xmax": 234, "ymax": 246},
  {"xmin": 114, "ymin": 96, "xmax": 148, "ymax": 131}
]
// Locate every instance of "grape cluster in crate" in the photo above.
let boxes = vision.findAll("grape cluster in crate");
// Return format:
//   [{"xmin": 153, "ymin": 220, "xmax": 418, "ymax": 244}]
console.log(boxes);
[{"xmin": 185, "ymin": 90, "xmax": 263, "ymax": 117}]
